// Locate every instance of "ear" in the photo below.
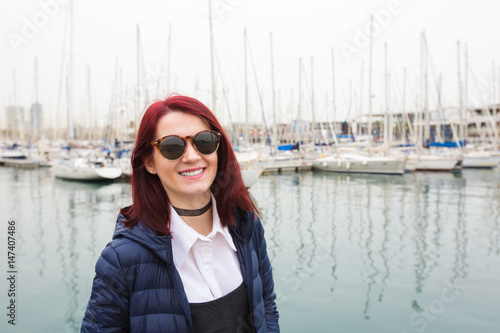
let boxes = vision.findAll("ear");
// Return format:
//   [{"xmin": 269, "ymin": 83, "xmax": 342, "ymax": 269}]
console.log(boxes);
[{"xmin": 143, "ymin": 155, "xmax": 155, "ymax": 173}]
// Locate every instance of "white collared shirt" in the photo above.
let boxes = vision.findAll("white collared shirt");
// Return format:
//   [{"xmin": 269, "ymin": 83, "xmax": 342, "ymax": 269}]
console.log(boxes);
[{"xmin": 170, "ymin": 194, "xmax": 243, "ymax": 303}]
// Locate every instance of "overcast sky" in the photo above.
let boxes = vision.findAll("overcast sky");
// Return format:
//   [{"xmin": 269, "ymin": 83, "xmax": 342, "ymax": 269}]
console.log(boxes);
[{"xmin": 1, "ymin": 0, "xmax": 499, "ymax": 129}]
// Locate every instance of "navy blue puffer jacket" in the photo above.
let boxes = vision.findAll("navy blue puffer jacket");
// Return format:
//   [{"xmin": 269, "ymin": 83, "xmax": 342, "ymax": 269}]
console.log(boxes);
[{"xmin": 81, "ymin": 208, "xmax": 279, "ymax": 332}]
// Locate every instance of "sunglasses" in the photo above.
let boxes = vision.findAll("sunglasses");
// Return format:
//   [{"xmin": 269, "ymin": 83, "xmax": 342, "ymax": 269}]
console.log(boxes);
[{"xmin": 151, "ymin": 130, "xmax": 222, "ymax": 160}]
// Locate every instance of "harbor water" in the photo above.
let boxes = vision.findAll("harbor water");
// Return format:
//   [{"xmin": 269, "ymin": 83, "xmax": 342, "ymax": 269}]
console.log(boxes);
[{"xmin": 1, "ymin": 166, "xmax": 500, "ymax": 332}]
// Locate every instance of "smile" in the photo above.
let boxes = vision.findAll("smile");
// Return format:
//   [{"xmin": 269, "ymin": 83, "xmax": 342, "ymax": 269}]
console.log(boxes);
[{"xmin": 179, "ymin": 168, "xmax": 204, "ymax": 177}]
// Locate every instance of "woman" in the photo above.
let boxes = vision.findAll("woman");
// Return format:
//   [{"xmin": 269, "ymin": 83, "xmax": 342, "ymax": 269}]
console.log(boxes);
[{"xmin": 81, "ymin": 95, "xmax": 279, "ymax": 332}]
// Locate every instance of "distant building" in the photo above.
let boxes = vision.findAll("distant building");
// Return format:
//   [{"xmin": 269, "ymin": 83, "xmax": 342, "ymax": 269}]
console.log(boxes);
[{"xmin": 30, "ymin": 103, "xmax": 43, "ymax": 133}]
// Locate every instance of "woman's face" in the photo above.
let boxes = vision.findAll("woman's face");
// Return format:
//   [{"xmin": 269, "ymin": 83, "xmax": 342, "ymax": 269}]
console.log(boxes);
[{"xmin": 147, "ymin": 111, "xmax": 218, "ymax": 208}]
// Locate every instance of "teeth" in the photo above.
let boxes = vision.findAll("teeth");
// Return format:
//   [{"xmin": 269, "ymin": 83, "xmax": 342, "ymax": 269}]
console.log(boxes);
[{"xmin": 180, "ymin": 169, "xmax": 203, "ymax": 177}]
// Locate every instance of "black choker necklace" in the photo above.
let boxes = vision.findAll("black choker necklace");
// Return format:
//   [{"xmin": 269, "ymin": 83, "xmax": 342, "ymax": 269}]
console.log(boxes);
[{"xmin": 172, "ymin": 200, "xmax": 212, "ymax": 217}]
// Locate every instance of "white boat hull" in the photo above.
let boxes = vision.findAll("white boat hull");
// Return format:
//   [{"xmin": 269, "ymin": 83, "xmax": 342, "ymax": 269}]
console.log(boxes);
[
  {"xmin": 240, "ymin": 167, "xmax": 263, "ymax": 188},
  {"xmin": 462, "ymin": 157, "xmax": 498, "ymax": 168},
  {"xmin": 463, "ymin": 152, "xmax": 499, "ymax": 168},
  {"xmin": 53, "ymin": 164, "xmax": 122, "ymax": 181},
  {"xmin": 0, "ymin": 158, "xmax": 40, "ymax": 168},
  {"xmin": 262, "ymin": 159, "xmax": 313, "ymax": 173},
  {"xmin": 406, "ymin": 154, "xmax": 459, "ymax": 171},
  {"xmin": 412, "ymin": 160, "xmax": 458, "ymax": 171},
  {"xmin": 312, "ymin": 155, "xmax": 406, "ymax": 175}
]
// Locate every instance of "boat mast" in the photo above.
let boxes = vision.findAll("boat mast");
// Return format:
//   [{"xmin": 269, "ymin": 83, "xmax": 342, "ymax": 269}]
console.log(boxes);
[
  {"xmin": 329, "ymin": 49, "xmax": 339, "ymax": 146},
  {"xmin": 297, "ymin": 58, "xmax": 303, "ymax": 148},
  {"xmin": 68, "ymin": 0, "xmax": 74, "ymax": 141},
  {"xmin": 120, "ymin": 67, "xmax": 126, "ymax": 142},
  {"xmin": 331, "ymin": 48, "xmax": 337, "ymax": 137},
  {"xmin": 357, "ymin": 60, "xmax": 365, "ymax": 140},
  {"xmin": 348, "ymin": 79, "xmax": 352, "ymax": 139},
  {"xmin": 65, "ymin": 76, "xmax": 71, "ymax": 141},
  {"xmin": 492, "ymin": 61, "xmax": 499, "ymax": 147},
  {"xmin": 423, "ymin": 32, "xmax": 430, "ymax": 147},
  {"xmin": 311, "ymin": 56, "xmax": 315, "ymax": 123},
  {"xmin": 33, "ymin": 57, "xmax": 39, "ymax": 145},
  {"xmin": 244, "ymin": 27, "xmax": 249, "ymax": 146},
  {"xmin": 436, "ymin": 74, "xmax": 443, "ymax": 143},
  {"xmin": 417, "ymin": 31, "xmax": 424, "ymax": 153},
  {"xmin": 289, "ymin": 89, "xmax": 293, "ymax": 144},
  {"xmin": 270, "ymin": 32, "xmax": 277, "ymax": 150},
  {"xmin": 368, "ymin": 15, "xmax": 373, "ymax": 152},
  {"xmin": 208, "ymin": 0, "xmax": 216, "ymax": 111},
  {"xmin": 311, "ymin": 55, "xmax": 318, "ymax": 145},
  {"xmin": 446, "ymin": 72, "xmax": 463, "ymax": 150},
  {"xmin": 384, "ymin": 43, "xmax": 390, "ymax": 153},
  {"xmin": 465, "ymin": 43, "xmax": 469, "ymax": 143},
  {"xmin": 136, "ymin": 24, "xmax": 140, "ymax": 136},
  {"xmin": 167, "ymin": 23, "xmax": 172, "ymax": 93},
  {"xmin": 457, "ymin": 41, "xmax": 464, "ymax": 145},
  {"xmin": 402, "ymin": 67, "xmax": 415, "ymax": 144},
  {"xmin": 402, "ymin": 67, "xmax": 407, "ymax": 143},
  {"xmin": 87, "ymin": 66, "xmax": 93, "ymax": 142},
  {"xmin": 492, "ymin": 61, "xmax": 496, "ymax": 111}
]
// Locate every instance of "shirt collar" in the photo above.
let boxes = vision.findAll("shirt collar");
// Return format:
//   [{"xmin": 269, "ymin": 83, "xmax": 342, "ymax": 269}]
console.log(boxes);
[
  {"xmin": 209, "ymin": 194, "xmax": 237, "ymax": 252},
  {"xmin": 169, "ymin": 193, "xmax": 237, "ymax": 269}
]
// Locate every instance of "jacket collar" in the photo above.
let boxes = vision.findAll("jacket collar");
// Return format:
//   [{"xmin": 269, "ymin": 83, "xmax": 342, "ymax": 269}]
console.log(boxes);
[{"xmin": 113, "ymin": 210, "xmax": 174, "ymax": 265}]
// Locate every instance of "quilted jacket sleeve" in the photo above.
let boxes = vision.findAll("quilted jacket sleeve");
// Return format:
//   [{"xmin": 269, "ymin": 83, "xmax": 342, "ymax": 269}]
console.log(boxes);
[
  {"xmin": 81, "ymin": 244, "xmax": 130, "ymax": 333},
  {"xmin": 255, "ymin": 216, "xmax": 280, "ymax": 332}
]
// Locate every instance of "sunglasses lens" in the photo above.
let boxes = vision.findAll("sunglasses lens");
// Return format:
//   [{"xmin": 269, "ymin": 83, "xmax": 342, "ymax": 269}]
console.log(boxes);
[
  {"xmin": 159, "ymin": 136, "xmax": 185, "ymax": 160},
  {"xmin": 194, "ymin": 131, "xmax": 220, "ymax": 155}
]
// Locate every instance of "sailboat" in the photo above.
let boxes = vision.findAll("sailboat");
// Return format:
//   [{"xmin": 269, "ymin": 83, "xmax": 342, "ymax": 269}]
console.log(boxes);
[
  {"xmin": 53, "ymin": 157, "xmax": 122, "ymax": 181},
  {"xmin": 0, "ymin": 146, "xmax": 40, "ymax": 168}
]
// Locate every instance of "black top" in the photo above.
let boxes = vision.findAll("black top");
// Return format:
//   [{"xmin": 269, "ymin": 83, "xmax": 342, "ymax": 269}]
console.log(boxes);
[{"xmin": 189, "ymin": 282, "xmax": 253, "ymax": 333}]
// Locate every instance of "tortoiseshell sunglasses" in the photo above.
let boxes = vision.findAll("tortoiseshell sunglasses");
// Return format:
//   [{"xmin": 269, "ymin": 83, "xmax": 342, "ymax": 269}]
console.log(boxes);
[{"xmin": 151, "ymin": 130, "xmax": 221, "ymax": 160}]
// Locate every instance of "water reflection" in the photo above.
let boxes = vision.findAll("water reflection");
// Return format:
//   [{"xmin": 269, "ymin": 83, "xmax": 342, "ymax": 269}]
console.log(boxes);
[
  {"xmin": 492, "ymin": 178, "xmax": 500, "ymax": 256},
  {"xmin": 325, "ymin": 174, "xmax": 338, "ymax": 287},
  {"xmin": 250, "ymin": 170, "xmax": 500, "ymax": 331},
  {"xmin": 50, "ymin": 179, "xmax": 131, "ymax": 332},
  {"xmin": 28, "ymin": 168, "xmax": 49, "ymax": 277},
  {"xmin": 0, "ymin": 167, "xmax": 131, "ymax": 332}
]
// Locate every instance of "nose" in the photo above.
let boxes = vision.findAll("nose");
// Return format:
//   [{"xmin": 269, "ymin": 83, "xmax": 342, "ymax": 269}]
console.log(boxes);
[{"xmin": 181, "ymin": 139, "xmax": 201, "ymax": 162}]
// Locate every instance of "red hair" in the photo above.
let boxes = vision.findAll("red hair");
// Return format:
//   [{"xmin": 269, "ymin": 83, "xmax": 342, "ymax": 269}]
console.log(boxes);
[{"xmin": 121, "ymin": 94, "xmax": 257, "ymax": 235}]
